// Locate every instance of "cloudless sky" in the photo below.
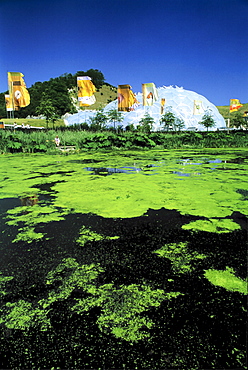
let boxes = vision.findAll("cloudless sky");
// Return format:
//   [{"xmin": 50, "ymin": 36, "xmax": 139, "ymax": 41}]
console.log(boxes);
[{"xmin": 0, "ymin": 0, "xmax": 247, "ymax": 106}]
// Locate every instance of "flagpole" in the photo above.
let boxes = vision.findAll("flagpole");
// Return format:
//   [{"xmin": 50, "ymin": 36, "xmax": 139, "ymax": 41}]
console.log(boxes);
[{"xmin": 227, "ymin": 99, "xmax": 231, "ymax": 132}]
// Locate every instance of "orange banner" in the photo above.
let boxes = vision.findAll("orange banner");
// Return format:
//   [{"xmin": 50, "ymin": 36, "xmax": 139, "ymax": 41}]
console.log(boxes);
[
  {"xmin": 118, "ymin": 84, "xmax": 139, "ymax": 111},
  {"xmin": 230, "ymin": 99, "xmax": 243, "ymax": 112}
]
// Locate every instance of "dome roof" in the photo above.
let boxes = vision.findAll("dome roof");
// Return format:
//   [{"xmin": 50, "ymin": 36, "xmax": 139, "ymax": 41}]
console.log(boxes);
[{"xmin": 65, "ymin": 85, "xmax": 225, "ymax": 130}]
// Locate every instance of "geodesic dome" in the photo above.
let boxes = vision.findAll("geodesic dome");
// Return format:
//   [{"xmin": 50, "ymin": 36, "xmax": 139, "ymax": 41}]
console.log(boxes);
[{"xmin": 64, "ymin": 85, "xmax": 225, "ymax": 130}]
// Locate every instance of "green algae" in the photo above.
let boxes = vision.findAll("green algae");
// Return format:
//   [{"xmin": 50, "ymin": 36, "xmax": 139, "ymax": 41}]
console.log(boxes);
[
  {"xmin": 6, "ymin": 204, "xmax": 68, "ymax": 243},
  {"xmin": 76, "ymin": 226, "xmax": 119, "ymax": 246},
  {"xmin": 154, "ymin": 242, "xmax": 207, "ymax": 274},
  {"xmin": 0, "ymin": 300, "xmax": 51, "ymax": 331},
  {"xmin": 72, "ymin": 284, "xmax": 181, "ymax": 342},
  {"xmin": 0, "ymin": 150, "xmax": 247, "ymax": 244},
  {"xmin": 0, "ymin": 258, "xmax": 182, "ymax": 342},
  {"xmin": 12, "ymin": 227, "xmax": 44, "ymax": 243},
  {"xmin": 182, "ymin": 218, "xmax": 241, "ymax": 233},
  {"xmin": 204, "ymin": 267, "xmax": 247, "ymax": 294},
  {"xmin": 0, "ymin": 273, "xmax": 13, "ymax": 297},
  {"xmin": 50, "ymin": 149, "xmax": 248, "ymax": 219}
]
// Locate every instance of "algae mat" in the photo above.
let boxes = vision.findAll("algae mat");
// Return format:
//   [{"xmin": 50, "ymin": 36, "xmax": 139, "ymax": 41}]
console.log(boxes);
[{"xmin": 0, "ymin": 149, "xmax": 247, "ymax": 369}]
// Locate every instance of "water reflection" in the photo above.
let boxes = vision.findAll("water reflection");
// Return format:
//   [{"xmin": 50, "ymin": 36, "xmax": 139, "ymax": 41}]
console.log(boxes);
[
  {"xmin": 20, "ymin": 194, "xmax": 38, "ymax": 206},
  {"xmin": 84, "ymin": 167, "xmax": 142, "ymax": 176},
  {"xmin": 84, "ymin": 164, "xmax": 158, "ymax": 176}
]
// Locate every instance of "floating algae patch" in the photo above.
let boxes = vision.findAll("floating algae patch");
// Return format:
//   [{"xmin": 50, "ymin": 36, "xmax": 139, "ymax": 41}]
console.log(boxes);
[
  {"xmin": 51, "ymin": 149, "xmax": 248, "ymax": 219},
  {"xmin": 0, "ymin": 299, "xmax": 51, "ymax": 331},
  {"xmin": 6, "ymin": 204, "xmax": 68, "ymax": 243},
  {"xmin": 0, "ymin": 258, "xmax": 182, "ymax": 342},
  {"xmin": 39, "ymin": 258, "xmax": 105, "ymax": 309},
  {"xmin": 72, "ymin": 284, "xmax": 181, "ymax": 342},
  {"xmin": 204, "ymin": 267, "xmax": 247, "ymax": 294},
  {"xmin": 0, "ymin": 149, "xmax": 248, "ymax": 219},
  {"xmin": 76, "ymin": 226, "xmax": 119, "ymax": 246},
  {"xmin": 182, "ymin": 218, "xmax": 241, "ymax": 233},
  {"xmin": 12, "ymin": 226, "xmax": 44, "ymax": 243},
  {"xmin": 154, "ymin": 242, "xmax": 207, "ymax": 274}
]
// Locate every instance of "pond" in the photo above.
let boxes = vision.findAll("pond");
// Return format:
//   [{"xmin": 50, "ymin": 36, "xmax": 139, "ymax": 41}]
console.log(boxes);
[{"xmin": 0, "ymin": 148, "xmax": 247, "ymax": 369}]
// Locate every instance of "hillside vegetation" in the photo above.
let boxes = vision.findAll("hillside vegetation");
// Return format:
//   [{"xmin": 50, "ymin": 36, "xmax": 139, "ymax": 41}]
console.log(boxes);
[
  {"xmin": 0, "ymin": 69, "xmax": 246, "ymax": 125},
  {"xmin": 0, "ymin": 69, "xmax": 117, "ymax": 119},
  {"xmin": 216, "ymin": 103, "xmax": 248, "ymax": 119}
]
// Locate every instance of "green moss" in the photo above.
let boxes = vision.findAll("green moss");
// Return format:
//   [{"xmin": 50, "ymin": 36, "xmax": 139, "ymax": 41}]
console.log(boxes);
[
  {"xmin": 154, "ymin": 242, "xmax": 207, "ymax": 274},
  {"xmin": 204, "ymin": 267, "xmax": 247, "ymax": 294},
  {"xmin": 182, "ymin": 218, "xmax": 241, "ymax": 233}
]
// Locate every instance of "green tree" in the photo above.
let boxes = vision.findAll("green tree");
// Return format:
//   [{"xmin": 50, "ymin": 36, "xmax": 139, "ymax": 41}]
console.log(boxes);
[
  {"xmin": 36, "ymin": 93, "xmax": 59, "ymax": 129},
  {"xmin": 230, "ymin": 111, "xmax": 246, "ymax": 129},
  {"xmin": 199, "ymin": 111, "xmax": 216, "ymax": 131},
  {"xmin": 138, "ymin": 113, "xmax": 154, "ymax": 133},
  {"xmin": 107, "ymin": 109, "xmax": 124, "ymax": 130},
  {"xmin": 160, "ymin": 111, "xmax": 175, "ymax": 131},
  {"xmin": 174, "ymin": 117, "xmax": 185, "ymax": 131},
  {"xmin": 76, "ymin": 69, "xmax": 105, "ymax": 89},
  {"xmin": 89, "ymin": 110, "xmax": 107, "ymax": 131}
]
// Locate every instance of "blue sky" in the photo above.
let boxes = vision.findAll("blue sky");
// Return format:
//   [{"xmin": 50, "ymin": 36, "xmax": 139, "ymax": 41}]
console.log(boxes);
[{"xmin": 0, "ymin": 0, "xmax": 247, "ymax": 106}]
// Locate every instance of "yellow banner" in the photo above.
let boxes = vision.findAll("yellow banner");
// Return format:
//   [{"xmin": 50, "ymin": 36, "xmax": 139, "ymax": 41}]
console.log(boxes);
[
  {"xmin": 230, "ymin": 99, "xmax": 243, "ymax": 112},
  {"xmin": 142, "ymin": 83, "xmax": 158, "ymax": 106},
  {"xmin": 8, "ymin": 72, "xmax": 30, "ymax": 110},
  {"xmin": 118, "ymin": 84, "xmax": 139, "ymax": 111},
  {"xmin": 5, "ymin": 94, "xmax": 13, "ymax": 111},
  {"xmin": 77, "ymin": 76, "xmax": 96, "ymax": 106}
]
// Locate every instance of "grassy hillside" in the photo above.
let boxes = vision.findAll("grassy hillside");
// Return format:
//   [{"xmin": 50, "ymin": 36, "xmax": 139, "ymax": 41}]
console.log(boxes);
[
  {"xmin": 89, "ymin": 84, "xmax": 117, "ymax": 109},
  {"xmin": 216, "ymin": 103, "xmax": 248, "ymax": 119}
]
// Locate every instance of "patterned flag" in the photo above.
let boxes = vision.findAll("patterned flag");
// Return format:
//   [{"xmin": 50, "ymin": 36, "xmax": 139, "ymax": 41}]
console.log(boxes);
[
  {"xmin": 117, "ymin": 84, "xmax": 139, "ymax": 111},
  {"xmin": 8, "ymin": 72, "xmax": 30, "ymax": 110},
  {"xmin": 193, "ymin": 100, "xmax": 204, "ymax": 115},
  {"xmin": 230, "ymin": 99, "xmax": 243, "ymax": 112},
  {"xmin": 142, "ymin": 83, "xmax": 159, "ymax": 106},
  {"xmin": 5, "ymin": 94, "xmax": 13, "ymax": 111},
  {"xmin": 77, "ymin": 76, "xmax": 96, "ymax": 106},
  {"xmin": 161, "ymin": 98, "xmax": 166, "ymax": 114}
]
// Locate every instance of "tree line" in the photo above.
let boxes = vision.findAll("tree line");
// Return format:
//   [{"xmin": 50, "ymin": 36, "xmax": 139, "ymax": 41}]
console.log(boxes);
[{"xmin": 0, "ymin": 69, "xmax": 105, "ymax": 119}]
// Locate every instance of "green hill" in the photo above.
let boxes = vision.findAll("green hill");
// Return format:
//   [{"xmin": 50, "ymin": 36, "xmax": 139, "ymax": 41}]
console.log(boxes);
[
  {"xmin": 0, "ymin": 70, "xmax": 117, "ymax": 119},
  {"xmin": 76, "ymin": 83, "xmax": 117, "ymax": 110},
  {"xmin": 216, "ymin": 103, "xmax": 248, "ymax": 119}
]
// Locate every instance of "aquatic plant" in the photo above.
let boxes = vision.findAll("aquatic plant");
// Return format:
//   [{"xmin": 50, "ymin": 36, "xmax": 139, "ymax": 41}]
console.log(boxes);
[
  {"xmin": 204, "ymin": 267, "xmax": 247, "ymax": 294},
  {"xmin": 6, "ymin": 204, "xmax": 68, "ymax": 243},
  {"xmin": 182, "ymin": 218, "xmax": 241, "ymax": 233},
  {"xmin": 77, "ymin": 226, "xmax": 119, "ymax": 246},
  {"xmin": 72, "ymin": 283, "xmax": 181, "ymax": 341},
  {"xmin": 0, "ymin": 273, "xmax": 13, "ymax": 297},
  {"xmin": 0, "ymin": 300, "xmax": 51, "ymax": 331},
  {"xmin": 153, "ymin": 242, "xmax": 207, "ymax": 274}
]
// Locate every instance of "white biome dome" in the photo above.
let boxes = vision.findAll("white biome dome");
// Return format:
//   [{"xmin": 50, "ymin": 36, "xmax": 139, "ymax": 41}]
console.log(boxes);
[{"xmin": 64, "ymin": 85, "xmax": 225, "ymax": 130}]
